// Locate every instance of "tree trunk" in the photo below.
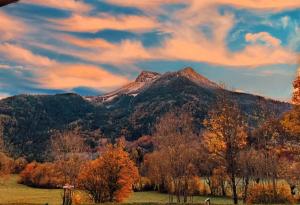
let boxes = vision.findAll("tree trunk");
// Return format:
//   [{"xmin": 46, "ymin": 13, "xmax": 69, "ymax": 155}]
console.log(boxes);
[
  {"xmin": 242, "ymin": 177, "xmax": 249, "ymax": 203},
  {"xmin": 231, "ymin": 174, "xmax": 238, "ymax": 204},
  {"xmin": 290, "ymin": 184, "xmax": 296, "ymax": 195},
  {"xmin": 272, "ymin": 177, "xmax": 277, "ymax": 199},
  {"xmin": 221, "ymin": 181, "xmax": 226, "ymax": 196}
]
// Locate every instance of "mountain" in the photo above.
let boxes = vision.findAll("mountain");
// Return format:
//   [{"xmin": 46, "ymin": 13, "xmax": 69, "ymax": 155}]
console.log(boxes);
[
  {"xmin": 86, "ymin": 71, "xmax": 161, "ymax": 103},
  {"xmin": 0, "ymin": 67, "xmax": 291, "ymax": 161}
]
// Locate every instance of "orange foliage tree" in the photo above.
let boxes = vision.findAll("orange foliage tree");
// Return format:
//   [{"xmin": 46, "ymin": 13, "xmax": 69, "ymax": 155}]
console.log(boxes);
[
  {"xmin": 145, "ymin": 111, "xmax": 199, "ymax": 203},
  {"xmin": 203, "ymin": 94, "xmax": 248, "ymax": 204},
  {"xmin": 292, "ymin": 69, "xmax": 300, "ymax": 105},
  {"xmin": 78, "ymin": 143, "xmax": 139, "ymax": 203}
]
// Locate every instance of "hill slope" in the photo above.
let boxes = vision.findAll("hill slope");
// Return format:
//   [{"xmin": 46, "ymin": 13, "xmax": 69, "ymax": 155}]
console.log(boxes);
[{"xmin": 0, "ymin": 68, "xmax": 291, "ymax": 161}]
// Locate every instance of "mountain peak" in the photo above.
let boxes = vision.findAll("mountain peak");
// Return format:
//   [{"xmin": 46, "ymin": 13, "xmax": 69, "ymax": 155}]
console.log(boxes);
[
  {"xmin": 177, "ymin": 67, "xmax": 219, "ymax": 89},
  {"xmin": 135, "ymin": 71, "xmax": 160, "ymax": 83},
  {"xmin": 180, "ymin": 67, "xmax": 197, "ymax": 74}
]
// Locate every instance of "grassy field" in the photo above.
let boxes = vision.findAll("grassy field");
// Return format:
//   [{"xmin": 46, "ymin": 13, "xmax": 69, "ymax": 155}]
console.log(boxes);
[{"xmin": 0, "ymin": 175, "xmax": 233, "ymax": 205}]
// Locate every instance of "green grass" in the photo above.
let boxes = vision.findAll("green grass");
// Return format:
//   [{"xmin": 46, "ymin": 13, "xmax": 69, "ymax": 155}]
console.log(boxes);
[
  {"xmin": 0, "ymin": 175, "xmax": 233, "ymax": 205},
  {"xmin": 126, "ymin": 192, "xmax": 233, "ymax": 204},
  {"xmin": 0, "ymin": 175, "xmax": 62, "ymax": 205}
]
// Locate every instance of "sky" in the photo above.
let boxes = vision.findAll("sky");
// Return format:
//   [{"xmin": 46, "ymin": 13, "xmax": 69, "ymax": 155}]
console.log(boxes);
[{"xmin": 0, "ymin": 0, "xmax": 299, "ymax": 101}]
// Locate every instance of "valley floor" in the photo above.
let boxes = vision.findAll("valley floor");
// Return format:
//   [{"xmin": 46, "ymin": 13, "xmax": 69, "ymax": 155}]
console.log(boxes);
[{"xmin": 0, "ymin": 176, "xmax": 234, "ymax": 205}]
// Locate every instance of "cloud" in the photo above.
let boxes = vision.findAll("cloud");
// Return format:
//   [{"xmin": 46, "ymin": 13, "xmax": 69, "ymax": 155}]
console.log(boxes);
[
  {"xmin": 0, "ymin": 11, "xmax": 26, "ymax": 41},
  {"xmin": 0, "ymin": 43, "xmax": 56, "ymax": 67},
  {"xmin": 107, "ymin": 0, "xmax": 300, "ymax": 11},
  {"xmin": 245, "ymin": 32, "xmax": 281, "ymax": 47},
  {"xmin": 23, "ymin": 0, "xmax": 91, "ymax": 13},
  {"xmin": 152, "ymin": 6, "xmax": 297, "ymax": 67},
  {"xmin": 50, "ymin": 14, "xmax": 158, "ymax": 33},
  {"xmin": 105, "ymin": 0, "xmax": 182, "ymax": 10},
  {"xmin": 29, "ymin": 38, "xmax": 152, "ymax": 65},
  {"xmin": 281, "ymin": 16, "xmax": 290, "ymax": 29},
  {"xmin": 0, "ymin": 43, "xmax": 129, "ymax": 91},
  {"xmin": 36, "ymin": 64, "xmax": 129, "ymax": 90},
  {"xmin": 61, "ymin": 35, "xmax": 115, "ymax": 49},
  {"xmin": 0, "ymin": 64, "xmax": 24, "ymax": 70}
]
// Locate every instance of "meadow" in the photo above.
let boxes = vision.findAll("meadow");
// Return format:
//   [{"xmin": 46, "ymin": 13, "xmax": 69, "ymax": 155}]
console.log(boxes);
[{"xmin": 0, "ymin": 175, "xmax": 233, "ymax": 205}]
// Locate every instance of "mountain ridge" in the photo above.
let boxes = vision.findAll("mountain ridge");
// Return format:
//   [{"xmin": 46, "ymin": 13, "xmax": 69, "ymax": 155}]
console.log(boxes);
[
  {"xmin": 0, "ymin": 67, "xmax": 292, "ymax": 161},
  {"xmin": 87, "ymin": 67, "xmax": 221, "ymax": 104}
]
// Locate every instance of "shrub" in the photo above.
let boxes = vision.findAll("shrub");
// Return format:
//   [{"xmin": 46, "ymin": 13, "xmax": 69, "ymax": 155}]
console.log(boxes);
[
  {"xmin": 13, "ymin": 157, "xmax": 28, "ymax": 173},
  {"xmin": 247, "ymin": 183, "xmax": 294, "ymax": 204},
  {"xmin": 19, "ymin": 162, "xmax": 64, "ymax": 188}
]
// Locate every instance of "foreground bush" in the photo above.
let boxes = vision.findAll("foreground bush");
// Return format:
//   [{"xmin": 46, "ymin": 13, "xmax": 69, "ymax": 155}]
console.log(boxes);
[
  {"xmin": 247, "ymin": 183, "xmax": 294, "ymax": 204},
  {"xmin": 78, "ymin": 143, "xmax": 139, "ymax": 203},
  {"xmin": 19, "ymin": 162, "xmax": 64, "ymax": 188}
]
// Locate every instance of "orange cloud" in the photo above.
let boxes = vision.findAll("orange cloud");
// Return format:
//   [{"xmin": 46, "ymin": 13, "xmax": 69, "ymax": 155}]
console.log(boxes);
[
  {"xmin": 50, "ymin": 14, "xmax": 158, "ymax": 33},
  {"xmin": 152, "ymin": 3, "xmax": 298, "ymax": 67},
  {"xmin": 105, "ymin": 0, "xmax": 182, "ymax": 10},
  {"xmin": 0, "ymin": 11, "xmax": 26, "ymax": 41},
  {"xmin": 23, "ymin": 0, "xmax": 91, "ymax": 13},
  {"xmin": 107, "ymin": 0, "xmax": 300, "ymax": 11},
  {"xmin": 245, "ymin": 32, "xmax": 281, "ymax": 47},
  {"xmin": 37, "ymin": 64, "xmax": 129, "ymax": 90},
  {"xmin": 29, "ymin": 39, "xmax": 152, "ymax": 65},
  {"xmin": 0, "ymin": 43, "xmax": 56, "ymax": 67},
  {"xmin": 0, "ymin": 42, "xmax": 129, "ymax": 91},
  {"xmin": 61, "ymin": 35, "xmax": 115, "ymax": 49}
]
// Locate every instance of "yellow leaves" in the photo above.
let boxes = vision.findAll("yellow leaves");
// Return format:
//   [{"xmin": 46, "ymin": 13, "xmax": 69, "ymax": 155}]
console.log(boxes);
[
  {"xmin": 281, "ymin": 107, "xmax": 300, "ymax": 137},
  {"xmin": 202, "ymin": 131, "xmax": 226, "ymax": 154}
]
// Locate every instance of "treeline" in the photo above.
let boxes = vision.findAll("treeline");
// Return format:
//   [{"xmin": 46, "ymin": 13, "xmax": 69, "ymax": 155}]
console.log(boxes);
[
  {"xmin": 1, "ymin": 93, "xmax": 300, "ymax": 204},
  {"xmin": 138, "ymin": 94, "xmax": 300, "ymax": 204}
]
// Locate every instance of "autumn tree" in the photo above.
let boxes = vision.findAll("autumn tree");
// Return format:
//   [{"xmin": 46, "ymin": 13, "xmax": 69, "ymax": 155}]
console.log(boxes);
[
  {"xmin": 50, "ymin": 131, "xmax": 87, "ymax": 186},
  {"xmin": 146, "ymin": 111, "xmax": 199, "ymax": 203},
  {"xmin": 78, "ymin": 142, "xmax": 139, "ymax": 203},
  {"xmin": 203, "ymin": 94, "xmax": 248, "ymax": 204},
  {"xmin": 238, "ymin": 148, "xmax": 263, "ymax": 202},
  {"xmin": 252, "ymin": 116, "xmax": 295, "ymax": 199},
  {"xmin": 195, "ymin": 141, "xmax": 226, "ymax": 195},
  {"xmin": 0, "ymin": 152, "xmax": 13, "ymax": 180},
  {"xmin": 292, "ymin": 68, "xmax": 300, "ymax": 105},
  {"xmin": 0, "ymin": 118, "xmax": 13, "ymax": 179}
]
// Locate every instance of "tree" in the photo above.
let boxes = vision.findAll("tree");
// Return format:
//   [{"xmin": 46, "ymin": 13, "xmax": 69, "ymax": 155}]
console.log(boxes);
[
  {"xmin": 238, "ymin": 148, "xmax": 263, "ymax": 203},
  {"xmin": 146, "ymin": 111, "xmax": 199, "ymax": 203},
  {"xmin": 78, "ymin": 143, "xmax": 139, "ymax": 203},
  {"xmin": 0, "ymin": 152, "xmax": 13, "ymax": 180},
  {"xmin": 252, "ymin": 116, "xmax": 296, "ymax": 199},
  {"xmin": 0, "ymin": 117, "xmax": 13, "ymax": 179},
  {"xmin": 281, "ymin": 107, "xmax": 300, "ymax": 139},
  {"xmin": 292, "ymin": 68, "xmax": 300, "ymax": 105},
  {"xmin": 50, "ymin": 131, "xmax": 87, "ymax": 186},
  {"xmin": 203, "ymin": 94, "xmax": 248, "ymax": 204}
]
